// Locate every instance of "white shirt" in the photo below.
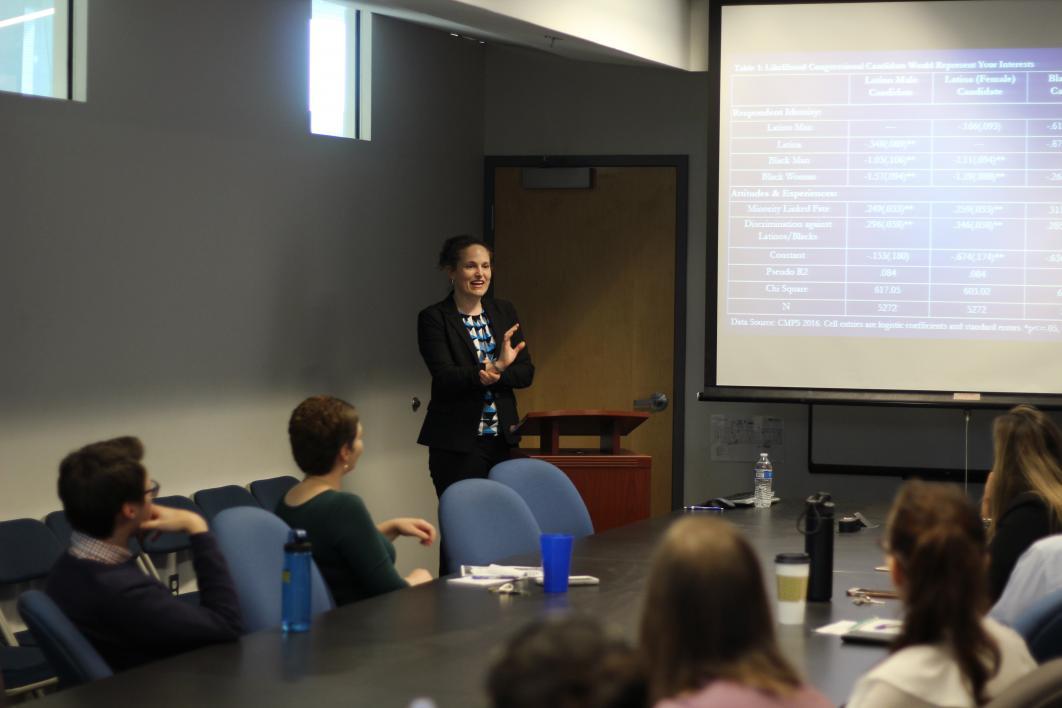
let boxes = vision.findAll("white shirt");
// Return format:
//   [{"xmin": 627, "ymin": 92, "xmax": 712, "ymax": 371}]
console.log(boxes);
[
  {"xmin": 846, "ymin": 617, "xmax": 1037, "ymax": 708},
  {"xmin": 991, "ymin": 533, "xmax": 1062, "ymax": 626}
]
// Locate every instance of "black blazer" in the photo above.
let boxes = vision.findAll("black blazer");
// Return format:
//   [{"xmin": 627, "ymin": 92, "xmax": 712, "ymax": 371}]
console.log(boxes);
[
  {"xmin": 988, "ymin": 491, "xmax": 1053, "ymax": 602},
  {"xmin": 416, "ymin": 294, "xmax": 533, "ymax": 452}
]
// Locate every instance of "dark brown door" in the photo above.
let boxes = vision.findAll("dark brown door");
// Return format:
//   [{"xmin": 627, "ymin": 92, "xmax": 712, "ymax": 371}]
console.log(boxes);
[{"xmin": 491, "ymin": 164, "xmax": 678, "ymax": 516}]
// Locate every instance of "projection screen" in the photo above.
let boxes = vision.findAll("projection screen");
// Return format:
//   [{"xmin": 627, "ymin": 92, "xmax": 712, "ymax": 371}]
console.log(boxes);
[{"xmin": 711, "ymin": 0, "xmax": 1062, "ymax": 397}]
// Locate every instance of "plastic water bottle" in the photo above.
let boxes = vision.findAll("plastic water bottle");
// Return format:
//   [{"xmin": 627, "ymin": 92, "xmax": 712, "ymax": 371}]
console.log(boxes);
[
  {"xmin": 753, "ymin": 452, "xmax": 773, "ymax": 509},
  {"xmin": 282, "ymin": 528, "xmax": 312, "ymax": 632}
]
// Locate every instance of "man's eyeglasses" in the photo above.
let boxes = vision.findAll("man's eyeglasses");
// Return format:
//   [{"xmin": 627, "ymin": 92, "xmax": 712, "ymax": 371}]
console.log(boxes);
[{"xmin": 146, "ymin": 480, "xmax": 161, "ymax": 500}]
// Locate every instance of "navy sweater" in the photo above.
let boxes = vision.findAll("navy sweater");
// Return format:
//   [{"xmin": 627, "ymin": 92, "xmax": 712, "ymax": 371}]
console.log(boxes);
[{"xmin": 45, "ymin": 532, "xmax": 243, "ymax": 672}]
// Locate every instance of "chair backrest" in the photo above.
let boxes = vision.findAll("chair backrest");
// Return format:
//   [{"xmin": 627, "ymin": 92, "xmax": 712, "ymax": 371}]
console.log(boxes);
[
  {"xmin": 44, "ymin": 511, "xmax": 74, "ymax": 549},
  {"xmin": 211, "ymin": 506, "xmax": 334, "ymax": 633},
  {"xmin": 193, "ymin": 485, "xmax": 262, "ymax": 521},
  {"xmin": 489, "ymin": 458, "xmax": 594, "ymax": 538},
  {"xmin": 1013, "ymin": 587, "xmax": 1062, "ymax": 662},
  {"xmin": 249, "ymin": 476, "xmax": 300, "ymax": 513},
  {"xmin": 140, "ymin": 496, "xmax": 203, "ymax": 554},
  {"xmin": 0, "ymin": 519, "xmax": 63, "ymax": 585},
  {"xmin": 439, "ymin": 479, "xmax": 542, "ymax": 574},
  {"xmin": 985, "ymin": 657, "xmax": 1062, "ymax": 708},
  {"xmin": 17, "ymin": 590, "xmax": 112, "ymax": 688}
]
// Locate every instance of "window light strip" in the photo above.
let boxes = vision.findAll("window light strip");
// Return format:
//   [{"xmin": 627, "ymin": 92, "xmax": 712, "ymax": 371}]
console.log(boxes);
[{"xmin": 0, "ymin": 8, "xmax": 56, "ymax": 30}]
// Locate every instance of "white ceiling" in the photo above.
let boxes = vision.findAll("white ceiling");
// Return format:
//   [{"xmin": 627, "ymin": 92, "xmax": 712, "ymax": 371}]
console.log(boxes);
[{"xmin": 358, "ymin": 0, "xmax": 696, "ymax": 69}]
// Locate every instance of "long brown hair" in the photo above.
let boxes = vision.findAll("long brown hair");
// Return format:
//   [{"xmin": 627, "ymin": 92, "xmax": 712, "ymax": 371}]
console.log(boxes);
[
  {"xmin": 887, "ymin": 480, "xmax": 999, "ymax": 704},
  {"xmin": 986, "ymin": 404, "xmax": 1062, "ymax": 537},
  {"xmin": 639, "ymin": 516, "xmax": 803, "ymax": 703}
]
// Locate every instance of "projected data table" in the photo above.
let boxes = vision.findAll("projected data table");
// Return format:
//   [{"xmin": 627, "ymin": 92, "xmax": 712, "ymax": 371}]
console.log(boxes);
[{"xmin": 725, "ymin": 50, "xmax": 1062, "ymax": 338}]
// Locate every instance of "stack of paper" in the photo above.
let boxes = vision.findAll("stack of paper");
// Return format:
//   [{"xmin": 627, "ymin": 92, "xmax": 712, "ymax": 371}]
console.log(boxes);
[{"xmin": 447, "ymin": 564, "xmax": 542, "ymax": 587}]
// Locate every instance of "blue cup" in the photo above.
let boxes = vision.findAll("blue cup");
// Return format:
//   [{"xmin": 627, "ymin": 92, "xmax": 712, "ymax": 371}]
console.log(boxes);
[{"xmin": 540, "ymin": 533, "xmax": 574, "ymax": 593}]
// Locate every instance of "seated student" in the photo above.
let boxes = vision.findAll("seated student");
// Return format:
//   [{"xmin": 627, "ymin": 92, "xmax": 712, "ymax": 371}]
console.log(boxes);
[
  {"xmin": 640, "ymin": 516, "xmax": 830, "ymax": 708},
  {"xmin": 487, "ymin": 614, "xmax": 647, "ymax": 708},
  {"xmin": 991, "ymin": 533, "xmax": 1062, "ymax": 626},
  {"xmin": 276, "ymin": 395, "xmax": 434, "ymax": 605},
  {"xmin": 982, "ymin": 404, "xmax": 1062, "ymax": 601},
  {"xmin": 46, "ymin": 437, "xmax": 243, "ymax": 672},
  {"xmin": 847, "ymin": 480, "xmax": 1036, "ymax": 708}
]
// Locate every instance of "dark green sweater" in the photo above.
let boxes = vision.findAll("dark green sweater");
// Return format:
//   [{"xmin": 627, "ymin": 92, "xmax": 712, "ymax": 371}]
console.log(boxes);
[{"xmin": 275, "ymin": 490, "xmax": 407, "ymax": 605}]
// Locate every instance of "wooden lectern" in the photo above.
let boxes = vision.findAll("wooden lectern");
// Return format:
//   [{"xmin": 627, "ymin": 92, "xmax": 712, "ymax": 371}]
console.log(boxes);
[{"xmin": 513, "ymin": 410, "xmax": 651, "ymax": 533}]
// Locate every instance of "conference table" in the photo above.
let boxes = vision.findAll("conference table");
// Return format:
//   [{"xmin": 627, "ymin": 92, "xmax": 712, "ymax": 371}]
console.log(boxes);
[{"xmin": 36, "ymin": 502, "xmax": 896, "ymax": 707}]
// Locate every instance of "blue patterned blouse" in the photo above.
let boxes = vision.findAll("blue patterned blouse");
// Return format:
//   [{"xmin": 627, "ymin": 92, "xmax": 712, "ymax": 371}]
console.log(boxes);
[{"xmin": 462, "ymin": 313, "xmax": 499, "ymax": 436}]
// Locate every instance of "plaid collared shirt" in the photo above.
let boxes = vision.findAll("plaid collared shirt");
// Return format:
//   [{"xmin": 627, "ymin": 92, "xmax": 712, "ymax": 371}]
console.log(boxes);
[{"xmin": 69, "ymin": 530, "xmax": 134, "ymax": 565}]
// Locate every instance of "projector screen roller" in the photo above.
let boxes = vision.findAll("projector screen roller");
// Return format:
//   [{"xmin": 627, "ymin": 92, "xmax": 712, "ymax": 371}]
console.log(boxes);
[{"xmin": 712, "ymin": 0, "xmax": 1062, "ymax": 396}]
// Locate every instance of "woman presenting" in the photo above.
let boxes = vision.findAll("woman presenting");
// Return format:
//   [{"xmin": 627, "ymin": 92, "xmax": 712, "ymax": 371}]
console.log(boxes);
[{"xmin": 417, "ymin": 235, "xmax": 534, "ymax": 498}]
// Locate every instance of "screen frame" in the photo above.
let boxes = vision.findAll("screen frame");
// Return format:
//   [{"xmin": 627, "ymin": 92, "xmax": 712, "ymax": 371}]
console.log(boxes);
[{"xmin": 702, "ymin": 0, "xmax": 1062, "ymax": 405}]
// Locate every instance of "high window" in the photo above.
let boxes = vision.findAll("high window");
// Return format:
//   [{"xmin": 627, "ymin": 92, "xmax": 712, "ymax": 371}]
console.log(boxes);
[
  {"xmin": 0, "ymin": 0, "xmax": 86, "ymax": 100},
  {"xmin": 309, "ymin": 0, "xmax": 371, "ymax": 140}
]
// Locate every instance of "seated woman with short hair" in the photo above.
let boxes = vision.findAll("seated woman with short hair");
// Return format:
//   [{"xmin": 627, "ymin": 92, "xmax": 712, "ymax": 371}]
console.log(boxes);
[
  {"xmin": 847, "ymin": 480, "xmax": 1036, "ymax": 708},
  {"xmin": 275, "ymin": 395, "xmax": 434, "ymax": 605},
  {"xmin": 640, "ymin": 516, "xmax": 831, "ymax": 708}
]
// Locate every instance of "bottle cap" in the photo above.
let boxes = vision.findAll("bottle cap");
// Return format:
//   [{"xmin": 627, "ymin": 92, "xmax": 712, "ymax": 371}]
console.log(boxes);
[
  {"xmin": 775, "ymin": 552, "xmax": 810, "ymax": 564},
  {"xmin": 285, "ymin": 528, "xmax": 312, "ymax": 552}
]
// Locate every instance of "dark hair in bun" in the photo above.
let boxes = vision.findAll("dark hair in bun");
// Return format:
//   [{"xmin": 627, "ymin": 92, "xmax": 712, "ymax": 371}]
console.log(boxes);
[{"xmin": 438, "ymin": 235, "xmax": 492, "ymax": 270}]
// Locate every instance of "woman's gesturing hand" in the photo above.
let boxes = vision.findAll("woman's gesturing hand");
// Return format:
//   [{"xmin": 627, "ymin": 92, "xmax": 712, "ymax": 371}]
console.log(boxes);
[{"xmin": 490, "ymin": 323, "xmax": 526, "ymax": 373}]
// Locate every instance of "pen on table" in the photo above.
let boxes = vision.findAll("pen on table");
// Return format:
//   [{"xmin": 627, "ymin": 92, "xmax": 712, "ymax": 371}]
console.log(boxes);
[{"xmin": 683, "ymin": 505, "xmax": 723, "ymax": 512}]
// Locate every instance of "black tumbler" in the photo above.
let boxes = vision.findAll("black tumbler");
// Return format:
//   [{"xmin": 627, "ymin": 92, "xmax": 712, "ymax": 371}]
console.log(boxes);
[{"xmin": 803, "ymin": 492, "xmax": 835, "ymax": 602}]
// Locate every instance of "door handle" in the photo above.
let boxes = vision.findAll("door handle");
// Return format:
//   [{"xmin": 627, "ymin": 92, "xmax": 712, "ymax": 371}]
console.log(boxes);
[{"xmin": 633, "ymin": 392, "xmax": 668, "ymax": 413}]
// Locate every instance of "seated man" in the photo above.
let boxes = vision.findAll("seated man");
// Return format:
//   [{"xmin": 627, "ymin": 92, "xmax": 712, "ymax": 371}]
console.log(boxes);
[{"xmin": 46, "ymin": 437, "xmax": 243, "ymax": 672}]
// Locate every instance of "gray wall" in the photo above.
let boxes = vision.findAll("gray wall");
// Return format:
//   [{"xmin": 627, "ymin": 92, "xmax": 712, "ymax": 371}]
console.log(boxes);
[
  {"xmin": 483, "ymin": 44, "xmax": 951, "ymax": 511},
  {"xmin": 0, "ymin": 2, "xmax": 486, "ymax": 575},
  {"xmin": 0, "ymin": 1, "xmax": 1000, "ymax": 595}
]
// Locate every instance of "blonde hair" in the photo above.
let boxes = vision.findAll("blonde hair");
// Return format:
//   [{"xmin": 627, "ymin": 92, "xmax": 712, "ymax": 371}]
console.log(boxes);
[
  {"xmin": 987, "ymin": 404, "xmax": 1062, "ymax": 537},
  {"xmin": 639, "ymin": 516, "xmax": 802, "ymax": 703}
]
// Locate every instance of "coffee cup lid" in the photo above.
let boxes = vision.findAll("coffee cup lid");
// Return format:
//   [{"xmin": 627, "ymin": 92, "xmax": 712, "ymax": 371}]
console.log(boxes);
[{"xmin": 775, "ymin": 552, "xmax": 810, "ymax": 564}]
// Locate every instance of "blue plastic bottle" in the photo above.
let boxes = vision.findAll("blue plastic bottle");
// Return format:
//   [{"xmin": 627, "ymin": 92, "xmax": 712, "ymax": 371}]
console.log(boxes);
[{"xmin": 282, "ymin": 528, "xmax": 312, "ymax": 633}]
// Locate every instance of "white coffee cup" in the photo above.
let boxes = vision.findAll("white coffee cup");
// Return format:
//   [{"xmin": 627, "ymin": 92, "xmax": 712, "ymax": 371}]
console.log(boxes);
[{"xmin": 775, "ymin": 552, "xmax": 811, "ymax": 625}]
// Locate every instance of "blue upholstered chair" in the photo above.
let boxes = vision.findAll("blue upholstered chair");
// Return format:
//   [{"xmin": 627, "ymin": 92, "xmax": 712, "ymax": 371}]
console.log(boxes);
[
  {"xmin": 0, "ymin": 519, "xmax": 63, "ymax": 587},
  {"xmin": 438, "ymin": 478, "xmax": 542, "ymax": 574},
  {"xmin": 193, "ymin": 485, "xmax": 261, "ymax": 521},
  {"xmin": 489, "ymin": 458, "xmax": 594, "ymax": 538},
  {"xmin": 211, "ymin": 506, "xmax": 334, "ymax": 633},
  {"xmin": 42, "ymin": 511, "xmax": 74, "ymax": 550},
  {"xmin": 249, "ymin": 476, "xmax": 300, "ymax": 514},
  {"xmin": 1013, "ymin": 587, "xmax": 1062, "ymax": 662},
  {"xmin": 0, "ymin": 518, "xmax": 63, "ymax": 697},
  {"xmin": 17, "ymin": 590, "xmax": 112, "ymax": 689}
]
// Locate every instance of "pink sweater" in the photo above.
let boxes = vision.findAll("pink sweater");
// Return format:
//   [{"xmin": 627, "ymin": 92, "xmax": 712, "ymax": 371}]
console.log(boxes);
[{"xmin": 657, "ymin": 681, "xmax": 833, "ymax": 708}]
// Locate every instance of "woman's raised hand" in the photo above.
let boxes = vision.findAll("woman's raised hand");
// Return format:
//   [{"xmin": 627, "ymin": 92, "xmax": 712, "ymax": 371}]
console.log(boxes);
[{"xmin": 493, "ymin": 323, "xmax": 526, "ymax": 372}]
